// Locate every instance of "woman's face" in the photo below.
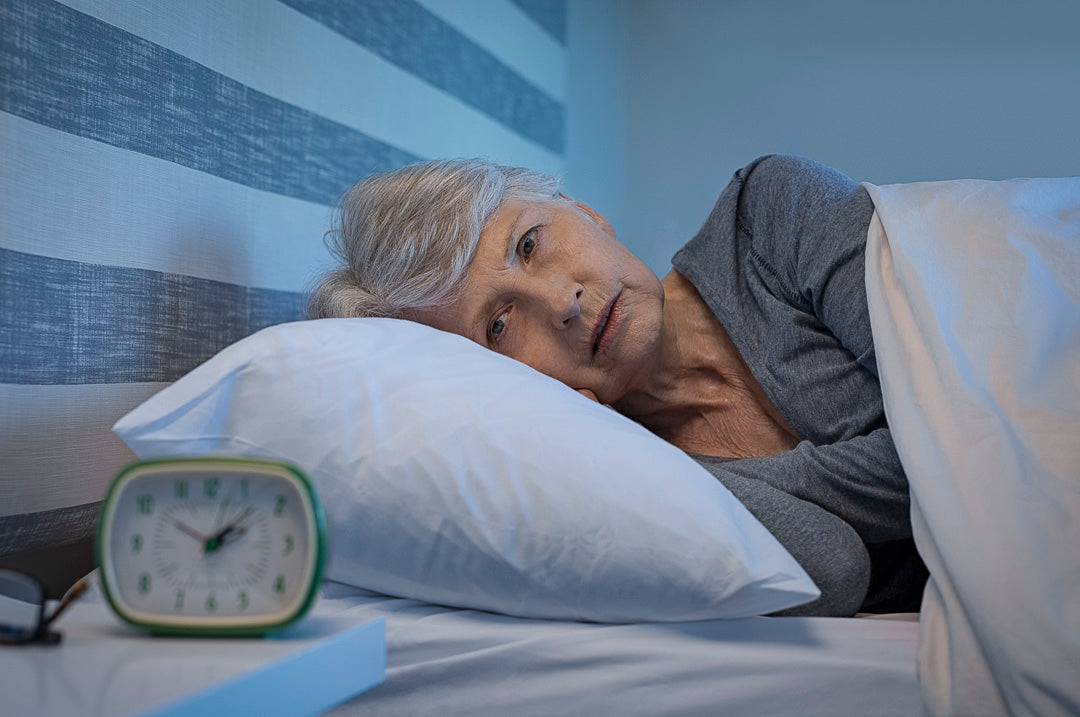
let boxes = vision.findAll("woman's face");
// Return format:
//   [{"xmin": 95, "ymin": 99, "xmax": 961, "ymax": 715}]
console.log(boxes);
[{"xmin": 411, "ymin": 198, "xmax": 666, "ymax": 404}]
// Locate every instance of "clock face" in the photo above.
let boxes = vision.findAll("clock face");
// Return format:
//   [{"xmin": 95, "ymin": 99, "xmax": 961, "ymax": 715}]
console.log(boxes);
[{"xmin": 98, "ymin": 459, "xmax": 324, "ymax": 634}]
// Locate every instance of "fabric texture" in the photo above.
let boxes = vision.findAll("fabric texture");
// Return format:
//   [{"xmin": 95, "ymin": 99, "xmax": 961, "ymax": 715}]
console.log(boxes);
[
  {"xmin": 691, "ymin": 454, "xmax": 869, "ymax": 617},
  {"xmin": 113, "ymin": 318, "xmax": 820, "ymax": 622},
  {"xmin": 309, "ymin": 581, "xmax": 922, "ymax": 717},
  {"xmin": 864, "ymin": 176, "xmax": 1080, "ymax": 716},
  {"xmin": 672, "ymin": 155, "xmax": 927, "ymax": 612}
]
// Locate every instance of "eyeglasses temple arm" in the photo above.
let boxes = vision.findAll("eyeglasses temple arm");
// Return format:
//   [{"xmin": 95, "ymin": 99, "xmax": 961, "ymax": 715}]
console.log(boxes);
[{"xmin": 41, "ymin": 577, "xmax": 89, "ymax": 629}]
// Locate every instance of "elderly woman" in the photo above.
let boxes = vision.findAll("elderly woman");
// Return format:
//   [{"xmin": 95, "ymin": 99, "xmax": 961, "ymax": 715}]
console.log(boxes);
[{"xmin": 309, "ymin": 154, "xmax": 927, "ymax": 617}]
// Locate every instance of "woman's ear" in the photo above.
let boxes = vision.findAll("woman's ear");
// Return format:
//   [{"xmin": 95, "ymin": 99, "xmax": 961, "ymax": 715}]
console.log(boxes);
[{"xmin": 560, "ymin": 193, "xmax": 614, "ymax": 234}]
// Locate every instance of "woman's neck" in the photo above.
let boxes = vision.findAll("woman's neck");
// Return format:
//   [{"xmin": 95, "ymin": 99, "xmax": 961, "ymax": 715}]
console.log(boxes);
[{"xmin": 612, "ymin": 270, "xmax": 800, "ymax": 458}]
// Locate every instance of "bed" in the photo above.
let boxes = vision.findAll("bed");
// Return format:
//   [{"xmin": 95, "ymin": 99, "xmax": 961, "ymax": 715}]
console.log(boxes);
[
  {"xmin": 103, "ymin": 176, "xmax": 1077, "ymax": 715},
  {"xmin": 4, "ymin": 175, "xmax": 1078, "ymax": 715},
  {"xmin": 46, "ymin": 573, "xmax": 920, "ymax": 717},
  {"xmin": 315, "ymin": 584, "xmax": 921, "ymax": 717}
]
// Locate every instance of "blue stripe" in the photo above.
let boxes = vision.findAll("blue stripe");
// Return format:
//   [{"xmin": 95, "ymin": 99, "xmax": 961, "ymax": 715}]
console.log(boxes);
[
  {"xmin": 0, "ymin": 249, "xmax": 305, "ymax": 385},
  {"xmin": 280, "ymin": 0, "xmax": 565, "ymax": 154},
  {"xmin": 0, "ymin": 0, "xmax": 418, "ymax": 207},
  {"xmin": 509, "ymin": 0, "xmax": 567, "ymax": 44}
]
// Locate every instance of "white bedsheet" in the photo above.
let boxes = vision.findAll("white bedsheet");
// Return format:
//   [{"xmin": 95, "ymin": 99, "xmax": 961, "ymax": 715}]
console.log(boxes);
[
  {"xmin": 320, "ymin": 582, "xmax": 919, "ymax": 717},
  {"xmin": 864, "ymin": 177, "xmax": 1080, "ymax": 716}
]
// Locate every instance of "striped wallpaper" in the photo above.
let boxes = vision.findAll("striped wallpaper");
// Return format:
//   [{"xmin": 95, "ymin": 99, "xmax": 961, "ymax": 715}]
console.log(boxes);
[{"xmin": 0, "ymin": 0, "xmax": 567, "ymax": 553}]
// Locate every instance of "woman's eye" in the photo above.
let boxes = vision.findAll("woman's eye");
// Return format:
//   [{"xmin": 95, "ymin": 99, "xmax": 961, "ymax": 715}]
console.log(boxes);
[
  {"xmin": 519, "ymin": 227, "xmax": 538, "ymax": 260},
  {"xmin": 489, "ymin": 310, "xmax": 510, "ymax": 342}
]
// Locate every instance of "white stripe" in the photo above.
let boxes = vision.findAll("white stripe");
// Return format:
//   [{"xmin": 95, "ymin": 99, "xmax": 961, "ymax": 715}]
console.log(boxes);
[
  {"xmin": 0, "ymin": 112, "xmax": 333, "ymax": 291},
  {"xmin": 60, "ymin": 0, "xmax": 563, "ymax": 172},
  {"xmin": 0, "ymin": 383, "xmax": 166, "ymax": 516},
  {"xmin": 414, "ymin": 0, "xmax": 566, "ymax": 102}
]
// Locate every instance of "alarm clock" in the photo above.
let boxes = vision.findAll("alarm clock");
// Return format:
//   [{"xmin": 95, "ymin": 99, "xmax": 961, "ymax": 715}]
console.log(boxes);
[{"xmin": 97, "ymin": 457, "xmax": 326, "ymax": 636}]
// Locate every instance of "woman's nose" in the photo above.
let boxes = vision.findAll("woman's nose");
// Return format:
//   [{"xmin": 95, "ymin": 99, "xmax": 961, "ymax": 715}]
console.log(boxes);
[{"xmin": 535, "ymin": 279, "xmax": 584, "ymax": 328}]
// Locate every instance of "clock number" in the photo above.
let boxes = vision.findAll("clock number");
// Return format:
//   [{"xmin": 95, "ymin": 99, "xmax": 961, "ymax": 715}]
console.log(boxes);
[
  {"xmin": 204, "ymin": 477, "xmax": 221, "ymax": 499},
  {"xmin": 130, "ymin": 533, "xmax": 143, "ymax": 554},
  {"xmin": 283, "ymin": 534, "xmax": 294, "ymax": 556},
  {"xmin": 238, "ymin": 590, "xmax": 249, "ymax": 611},
  {"xmin": 174, "ymin": 589, "xmax": 185, "ymax": 611},
  {"xmin": 174, "ymin": 479, "xmax": 188, "ymax": 499},
  {"xmin": 137, "ymin": 494, "xmax": 154, "ymax": 515},
  {"xmin": 206, "ymin": 593, "xmax": 217, "ymax": 613},
  {"xmin": 274, "ymin": 575, "xmax": 286, "ymax": 594},
  {"xmin": 274, "ymin": 495, "xmax": 287, "ymax": 516},
  {"xmin": 138, "ymin": 572, "xmax": 151, "ymax": 595}
]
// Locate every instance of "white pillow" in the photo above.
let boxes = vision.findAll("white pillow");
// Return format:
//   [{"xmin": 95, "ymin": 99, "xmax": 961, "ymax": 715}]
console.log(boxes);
[{"xmin": 113, "ymin": 318, "xmax": 818, "ymax": 621}]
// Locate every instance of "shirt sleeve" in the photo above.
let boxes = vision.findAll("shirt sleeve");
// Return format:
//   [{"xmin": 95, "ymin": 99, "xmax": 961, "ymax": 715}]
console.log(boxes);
[
  {"xmin": 725, "ymin": 155, "xmax": 914, "ymax": 542},
  {"xmin": 736, "ymin": 154, "xmax": 880, "ymax": 375},
  {"xmin": 675, "ymin": 155, "xmax": 925, "ymax": 610},
  {"xmin": 693, "ymin": 455, "xmax": 871, "ymax": 617},
  {"xmin": 718, "ymin": 428, "xmax": 911, "ymax": 544}
]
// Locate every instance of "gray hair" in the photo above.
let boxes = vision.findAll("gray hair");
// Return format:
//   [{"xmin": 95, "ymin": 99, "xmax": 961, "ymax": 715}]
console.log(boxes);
[{"xmin": 307, "ymin": 158, "xmax": 561, "ymax": 319}]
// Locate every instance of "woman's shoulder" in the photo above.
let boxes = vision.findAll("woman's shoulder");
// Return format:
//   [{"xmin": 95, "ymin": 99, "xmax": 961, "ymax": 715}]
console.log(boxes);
[{"xmin": 736, "ymin": 154, "xmax": 862, "ymax": 205}]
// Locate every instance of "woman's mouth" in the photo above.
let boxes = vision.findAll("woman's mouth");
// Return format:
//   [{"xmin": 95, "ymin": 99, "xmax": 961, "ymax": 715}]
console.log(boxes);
[{"xmin": 591, "ymin": 291, "xmax": 623, "ymax": 357}]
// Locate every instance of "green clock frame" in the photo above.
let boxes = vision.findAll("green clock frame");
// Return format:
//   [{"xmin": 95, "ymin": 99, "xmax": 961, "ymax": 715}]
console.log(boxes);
[{"xmin": 96, "ymin": 456, "xmax": 327, "ymax": 637}]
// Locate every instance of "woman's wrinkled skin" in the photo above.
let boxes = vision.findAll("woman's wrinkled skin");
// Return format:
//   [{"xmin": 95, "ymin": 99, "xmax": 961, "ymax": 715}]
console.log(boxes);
[{"xmin": 410, "ymin": 197, "xmax": 800, "ymax": 459}]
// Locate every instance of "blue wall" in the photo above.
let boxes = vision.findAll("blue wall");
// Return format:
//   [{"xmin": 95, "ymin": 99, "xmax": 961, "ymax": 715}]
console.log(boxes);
[
  {"xmin": 565, "ymin": 0, "xmax": 1080, "ymax": 274},
  {"xmin": 563, "ymin": 0, "xmax": 628, "ymax": 251}
]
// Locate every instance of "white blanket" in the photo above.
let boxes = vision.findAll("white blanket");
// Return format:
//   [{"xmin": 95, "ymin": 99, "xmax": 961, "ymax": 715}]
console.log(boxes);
[{"xmin": 863, "ymin": 177, "xmax": 1080, "ymax": 716}]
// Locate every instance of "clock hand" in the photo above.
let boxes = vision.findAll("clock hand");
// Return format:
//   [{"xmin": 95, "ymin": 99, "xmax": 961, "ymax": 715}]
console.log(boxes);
[
  {"xmin": 172, "ymin": 520, "xmax": 209, "ymax": 543},
  {"xmin": 204, "ymin": 506, "xmax": 255, "ymax": 553},
  {"xmin": 211, "ymin": 493, "xmax": 231, "ymax": 534},
  {"xmin": 207, "ymin": 524, "xmax": 248, "ymax": 552}
]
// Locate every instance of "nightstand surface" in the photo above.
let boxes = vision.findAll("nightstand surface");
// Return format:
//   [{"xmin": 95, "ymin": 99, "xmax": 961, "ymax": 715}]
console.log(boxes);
[{"xmin": 1, "ymin": 592, "xmax": 386, "ymax": 717}]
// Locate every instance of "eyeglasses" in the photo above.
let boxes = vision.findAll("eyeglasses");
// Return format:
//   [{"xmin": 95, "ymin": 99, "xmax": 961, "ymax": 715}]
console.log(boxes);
[{"xmin": 0, "ymin": 569, "xmax": 88, "ymax": 646}]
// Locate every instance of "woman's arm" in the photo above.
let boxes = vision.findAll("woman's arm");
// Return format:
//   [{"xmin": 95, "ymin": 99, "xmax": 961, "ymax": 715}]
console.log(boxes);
[
  {"xmin": 722, "ymin": 156, "xmax": 913, "ymax": 539},
  {"xmin": 736, "ymin": 154, "xmax": 880, "ymax": 376},
  {"xmin": 718, "ymin": 427, "xmax": 910, "ymax": 544},
  {"xmin": 694, "ymin": 455, "xmax": 871, "ymax": 617},
  {"xmin": 729, "ymin": 156, "xmax": 928, "ymax": 611}
]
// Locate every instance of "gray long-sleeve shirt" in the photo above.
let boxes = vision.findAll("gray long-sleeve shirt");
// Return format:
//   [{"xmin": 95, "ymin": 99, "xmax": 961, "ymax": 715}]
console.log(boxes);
[{"xmin": 671, "ymin": 155, "xmax": 927, "ymax": 615}]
